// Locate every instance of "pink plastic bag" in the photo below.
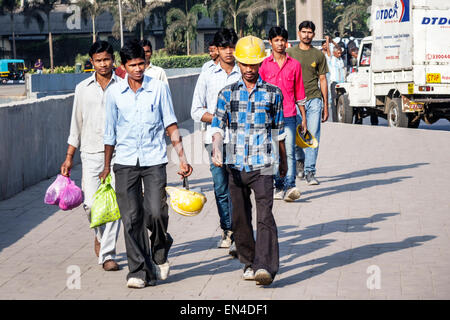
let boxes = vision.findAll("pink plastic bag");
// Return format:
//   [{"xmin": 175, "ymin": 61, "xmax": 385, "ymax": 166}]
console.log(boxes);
[
  {"xmin": 59, "ymin": 178, "xmax": 83, "ymax": 211},
  {"xmin": 44, "ymin": 174, "xmax": 69, "ymax": 205}
]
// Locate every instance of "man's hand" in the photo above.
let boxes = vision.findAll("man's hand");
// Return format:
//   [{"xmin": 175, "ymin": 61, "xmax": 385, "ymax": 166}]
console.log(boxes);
[
  {"xmin": 279, "ymin": 159, "xmax": 288, "ymax": 178},
  {"xmin": 60, "ymin": 158, "xmax": 73, "ymax": 177},
  {"xmin": 178, "ymin": 162, "xmax": 193, "ymax": 178},
  {"xmin": 301, "ymin": 118, "xmax": 308, "ymax": 134},
  {"xmin": 98, "ymin": 167, "xmax": 111, "ymax": 183},
  {"xmin": 322, "ymin": 104, "xmax": 329, "ymax": 122}
]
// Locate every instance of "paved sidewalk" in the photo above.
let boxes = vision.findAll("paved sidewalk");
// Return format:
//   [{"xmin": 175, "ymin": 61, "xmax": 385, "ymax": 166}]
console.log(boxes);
[{"xmin": 0, "ymin": 120, "xmax": 449, "ymax": 300}]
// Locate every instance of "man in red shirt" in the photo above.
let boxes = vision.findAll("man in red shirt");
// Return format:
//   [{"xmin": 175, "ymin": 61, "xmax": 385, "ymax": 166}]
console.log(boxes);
[{"xmin": 260, "ymin": 26, "xmax": 307, "ymax": 202}]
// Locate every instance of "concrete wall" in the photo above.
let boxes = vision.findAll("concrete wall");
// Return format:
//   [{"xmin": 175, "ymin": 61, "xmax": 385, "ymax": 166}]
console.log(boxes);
[{"xmin": 0, "ymin": 73, "xmax": 199, "ymax": 200}]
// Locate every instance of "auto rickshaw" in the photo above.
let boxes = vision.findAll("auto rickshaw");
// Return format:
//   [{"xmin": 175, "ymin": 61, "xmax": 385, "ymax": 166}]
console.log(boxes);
[{"xmin": 0, "ymin": 59, "xmax": 27, "ymax": 83}]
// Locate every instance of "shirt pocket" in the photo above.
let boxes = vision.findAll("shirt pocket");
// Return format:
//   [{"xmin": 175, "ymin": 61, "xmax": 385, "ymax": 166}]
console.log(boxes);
[
  {"xmin": 284, "ymin": 73, "xmax": 295, "ymax": 94},
  {"xmin": 142, "ymin": 103, "xmax": 159, "ymax": 125}
]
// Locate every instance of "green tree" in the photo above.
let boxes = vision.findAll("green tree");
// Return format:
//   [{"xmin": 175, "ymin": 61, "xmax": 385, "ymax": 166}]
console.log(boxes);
[
  {"xmin": 72, "ymin": 0, "xmax": 109, "ymax": 43},
  {"xmin": 24, "ymin": 0, "xmax": 59, "ymax": 72},
  {"xmin": 209, "ymin": 0, "xmax": 254, "ymax": 36},
  {"xmin": 333, "ymin": 0, "xmax": 371, "ymax": 37},
  {"xmin": 122, "ymin": 0, "xmax": 168, "ymax": 41},
  {"xmin": 165, "ymin": 0, "xmax": 208, "ymax": 55},
  {"xmin": 0, "ymin": 0, "xmax": 21, "ymax": 59}
]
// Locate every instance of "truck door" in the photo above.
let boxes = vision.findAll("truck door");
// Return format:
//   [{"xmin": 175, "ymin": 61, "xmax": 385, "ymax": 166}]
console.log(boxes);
[{"xmin": 355, "ymin": 43, "xmax": 372, "ymax": 105}]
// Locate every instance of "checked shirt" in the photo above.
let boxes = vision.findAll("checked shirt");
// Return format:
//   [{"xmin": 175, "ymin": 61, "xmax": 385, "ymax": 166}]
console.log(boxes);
[{"xmin": 211, "ymin": 76, "xmax": 286, "ymax": 172}]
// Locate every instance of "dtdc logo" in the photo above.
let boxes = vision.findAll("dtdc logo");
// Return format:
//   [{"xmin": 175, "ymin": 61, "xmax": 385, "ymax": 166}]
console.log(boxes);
[{"xmin": 375, "ymin": 0, "xmax": 410, "ymax": 22}]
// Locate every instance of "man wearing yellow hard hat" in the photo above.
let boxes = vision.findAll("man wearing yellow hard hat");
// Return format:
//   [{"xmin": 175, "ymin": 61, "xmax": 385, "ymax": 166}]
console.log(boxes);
[{"xmin": 211, "ymin": 35, "xmax": 287, "ymax": 286}]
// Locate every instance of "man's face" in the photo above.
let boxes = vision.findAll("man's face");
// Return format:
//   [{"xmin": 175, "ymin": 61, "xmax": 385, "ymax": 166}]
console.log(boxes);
[
  {"xmin": 90, "ymin": 51, "xmax": 114, "ymax": 76},
  {"xmin": 208, "ymin": 45, "xmax": 219, "ymax": 61},
  {"xmin": 142, "ymin": 45, "xmax": 152, "ymax": 65},
  {"xmin": 298, "ymin": 27, "xmax": 315, "ymax": 45},
  {"xmin": 321, "ymin": 42, "xmax": 327, "ymax": 51},
  {"xmin": 218, "ymin": 45, "xmax": 235, "ymax": 64},
  {"xmin": 269, "ymin": 36, "xmax": 287, "ymax": 54},
  {"xmin": 351, "ymin": 50, "xmax": 358, "ymax": 58},
  {"xmin": 124, "ymin": 57, "xmax": 145, "ymax": 81},
  {"xmin": 333, "ymin": 48, "xmax": 342, "ymax": 58},
  {"xmin": 238, "ymin": 62, "xmax": 260, "ymax": 83}
]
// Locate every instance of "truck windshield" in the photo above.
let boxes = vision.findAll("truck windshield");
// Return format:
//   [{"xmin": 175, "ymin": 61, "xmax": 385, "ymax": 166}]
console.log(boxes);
[{"xmin": 359, "ymin": 44, "xmax": 372, "ymax": 67}]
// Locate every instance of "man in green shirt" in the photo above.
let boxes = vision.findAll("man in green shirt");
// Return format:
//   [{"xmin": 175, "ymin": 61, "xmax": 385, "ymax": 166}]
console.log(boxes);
[{"xmin": 286, "ymin": 20, "xmax": 329, "ymax": 185}]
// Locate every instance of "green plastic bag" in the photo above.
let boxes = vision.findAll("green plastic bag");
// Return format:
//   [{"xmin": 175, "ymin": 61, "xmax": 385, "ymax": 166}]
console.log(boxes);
[{"xmin": 90, "ymin": 175, "xmax": 121, "ymax": 228}]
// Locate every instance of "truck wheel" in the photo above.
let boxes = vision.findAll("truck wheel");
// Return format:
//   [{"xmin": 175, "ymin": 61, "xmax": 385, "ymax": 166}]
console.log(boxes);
[
  {"xmin": 336, "ymin": 94, "xmax": 353, "ymax": 124},
  {"xmin": 387, "ymin": 99, "xmax": 409, "ymax": 128}
]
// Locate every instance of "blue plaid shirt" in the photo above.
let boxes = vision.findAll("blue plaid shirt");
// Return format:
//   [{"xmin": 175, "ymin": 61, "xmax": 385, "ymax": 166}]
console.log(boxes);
[{"xmin": 211, "ymin": 76, "xmax": 285, "ymax": 172}]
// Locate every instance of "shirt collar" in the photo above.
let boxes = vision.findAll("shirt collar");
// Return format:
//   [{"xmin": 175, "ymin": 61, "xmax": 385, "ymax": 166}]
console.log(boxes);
[
  {"xmin": 213, "ymin": 61, "xmax": 240, "ymax": 75},
  {"xmin": 237, "ymin": 75, "xmax": 263, "ymax": 89},
  {"xmin": 119, "ymin": 74, "xmax": 153, "ymax": 94},
  {"xmin": 267, "ymin": 52, "xmax": 292, "ymax": 63},
  {"xmin": 87, "ymin": 72, "xmax": 118, "ymax": 87}
]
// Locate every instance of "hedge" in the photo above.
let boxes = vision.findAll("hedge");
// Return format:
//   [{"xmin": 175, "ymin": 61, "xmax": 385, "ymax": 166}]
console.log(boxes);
[{"xmin": 152, "ymin": 54, "xmax": 210, "ymax": 69}]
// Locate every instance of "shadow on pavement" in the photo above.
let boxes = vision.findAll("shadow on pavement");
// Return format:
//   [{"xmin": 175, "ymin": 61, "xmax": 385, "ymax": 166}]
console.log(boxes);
[
  {"xmin": 0, "ymin": 167, "xmax": 83, "ymax": 253},
  {"xmin": 272, "ymin": 235, "xmax": 436, "ymax": 288},
  {"xmin": 319, "ymin": 162, "xmax": 429, "ymax": 183},
  {"xmin": 299, "ymin": 176, "xmax": 413, "ymax": 201}
]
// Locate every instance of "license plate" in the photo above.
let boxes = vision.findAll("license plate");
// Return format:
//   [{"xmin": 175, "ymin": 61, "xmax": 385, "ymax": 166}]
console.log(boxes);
[{"xmin": 426, "ymin": 73, "xmax": 441, "ymax": 83}]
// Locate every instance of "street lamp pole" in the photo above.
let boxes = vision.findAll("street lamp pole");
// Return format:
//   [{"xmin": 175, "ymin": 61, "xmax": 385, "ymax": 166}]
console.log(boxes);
[
  {"xmin": 118, "ymin": 0, "xmax": 124, "ymax": 47},
  {"xmin": 283, "ymin": 0, "xmax": 287, "ymax": 30}
]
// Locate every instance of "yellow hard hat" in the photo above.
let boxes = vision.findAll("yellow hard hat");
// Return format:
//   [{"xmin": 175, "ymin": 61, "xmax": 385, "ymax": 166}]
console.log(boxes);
[
  {"xmin": 165, "ymin": 186, "xmax": 207, "ymax": 217},
  {"xmin": 233, "ymin": 35, "xmax": 267, "ymax": 65},
  {"xmin": 295, "ymin": 125, "xmax": 318, "ymax": 149}
]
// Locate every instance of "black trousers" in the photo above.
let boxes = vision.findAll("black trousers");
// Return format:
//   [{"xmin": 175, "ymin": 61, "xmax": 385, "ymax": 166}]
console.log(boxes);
[
  {"xmin": 226, "ymin": 166, "xmax": 279, "ymax": 278},
  {"xmin": 113, "ymin": 162, "xmax": 173, "ymax": 284}
]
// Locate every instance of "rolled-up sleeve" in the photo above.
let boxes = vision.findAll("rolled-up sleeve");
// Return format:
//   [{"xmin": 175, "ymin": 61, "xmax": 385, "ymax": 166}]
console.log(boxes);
[
  {"xmin": 104, "ymin": 88, "xmax": 117, "ymax": 146},
  {"xmin": 295, "ymin": 62, "xmax": 306, "ymax": 105},
  {"xmin": 160, "ymin": 82, "xmax": 178, "ymax": 128},
  {"xmin": 190, "ymin": 72, "xmax": 208, "ymax": 122},
  {"xmin": 272, "ymin": 92, "xmax": 286, "ymax": 141},
  {"xmin": 67, "ymin": 85, "xmax": 82, "ymax": 148},
  {"xmin": 210, "ymin": 89, "xmax": 229, "ymax": 137}
]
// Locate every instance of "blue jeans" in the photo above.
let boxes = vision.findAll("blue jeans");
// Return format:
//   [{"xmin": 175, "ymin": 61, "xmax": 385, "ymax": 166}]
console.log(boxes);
[
  {"xmin": 296, "ymin": 98, "xmax": 323, "ymax": 174},
  {"xmin": 205, "ymin": 144, "xmax": 232, "ymax": 231},
  {"xmin": 274, "ymin": 116, "xmax": 297, "ymax": 190}
]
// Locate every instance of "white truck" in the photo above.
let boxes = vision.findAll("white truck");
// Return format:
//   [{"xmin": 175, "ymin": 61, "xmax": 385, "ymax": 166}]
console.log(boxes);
[{"xmin": 334, "ymin": 0, "xmax": 450, "ymax": 127}]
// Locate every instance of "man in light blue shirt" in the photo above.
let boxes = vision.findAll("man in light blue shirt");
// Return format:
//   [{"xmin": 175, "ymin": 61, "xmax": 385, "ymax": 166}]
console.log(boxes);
[
  {"xmin": 191, "ymin": 28, "xmax": 240, "ymax": 254},
  {"xmin": 100, "ymin": 40, "xmax": 193, "ymax": 289},
  {"xmin": 201, "ymin": 41, "xmax": 219, "ymax": 73}
]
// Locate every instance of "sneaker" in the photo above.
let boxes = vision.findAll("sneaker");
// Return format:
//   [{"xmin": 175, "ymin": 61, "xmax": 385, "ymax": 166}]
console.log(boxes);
[
  {"xmin": 127, "ymin": 277, "xmax": 146, "ymax": 289},
  {"xmin": 284, "ymin": 187, "xmax": 301, "ymax": 202},
  {"xmin": 273, "ymin": 188, "xmax": 285, "ymax": 200},
  {"xmin": 296, "ymin": 161, "xmax": 305, "ymax": 179},
  {"xmin": 154, "ymin": 261, "xmax": 170, "ymax": 280},
  {"xmin": 242, "ymin": 267, "xmax": 255, "ymax": 280},
  {"xmin": 218, "ymin": 230, "xmax": 233, "ymax": 248},
  {"xmin": 305, "ymin": 172, "xmax": 319, "ymax": 185},
  {"xmin": 254, "ymin": 269, "xmax": 273, "ymax": 285},
  {"xmin": 228, "ymin": 242, "xmax": 237, "ymax": 258}
]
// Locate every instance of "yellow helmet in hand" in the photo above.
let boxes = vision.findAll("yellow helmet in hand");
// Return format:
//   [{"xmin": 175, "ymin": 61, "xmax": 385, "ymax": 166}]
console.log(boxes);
[
  {"xmin": 295, "ymin": 125, "xmax": 318, "ymax": 149},
  {"xmin": 165, "ymin": 186, "xmax": 207, "ymax": 217}
]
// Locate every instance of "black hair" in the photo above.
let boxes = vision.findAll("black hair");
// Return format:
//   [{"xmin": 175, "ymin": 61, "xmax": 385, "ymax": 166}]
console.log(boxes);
[
  {"xmin": 139, "ymin": 39, "xmax": 152, "ymax": 52},
  {"xmin": 120, "ymin": 39, "xmax": 145, "ymax": 65},
  {"xmin": 268, "ymin": 26, "xmax": 288, "ymax": 41},
  {"xmin": 322, "ymin": 40, "xmax": 327, "ymax": 45},
  {"xmin": 213, "ymin": 28, "xmax": 238, "ymax": 47},
  {"xmin": 208, "ymin": 41, "xmax": 216, "ymax": 47},
  {"xmin": 298, "ymin": 20, "xmax": 316, "ymax": 32},
  {"xmin": 89, "ymin": 41, "xmax": 114, "ymax": 58}
]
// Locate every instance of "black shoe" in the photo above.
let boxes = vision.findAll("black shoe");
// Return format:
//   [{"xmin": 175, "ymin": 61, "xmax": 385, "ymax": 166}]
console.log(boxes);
[{"xmin": 305, "ymin": 172, "xmax": 319, "ymax": 185}]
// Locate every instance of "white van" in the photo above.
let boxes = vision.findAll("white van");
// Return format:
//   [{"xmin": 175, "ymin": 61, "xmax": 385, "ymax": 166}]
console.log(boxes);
[{"xmin": 334, "ymin": 0, "xmax": 450, "ymax": 127}]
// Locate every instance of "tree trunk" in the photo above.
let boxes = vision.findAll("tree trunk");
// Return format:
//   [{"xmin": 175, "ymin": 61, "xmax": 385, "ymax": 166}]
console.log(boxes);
[
  {"xmin": 186, "ymin": 30, "xmax": 190, "ymax": 55},
  {"xmin": 49, "ymin": 32, "xmax": 54, "ymax": 72},
  {"xmin": 140, "ymin": 21, "xmax": 144, "ymax": 40},
  {"xmin": 11, "ymin": 13, "xmax": 16, "ymax": 59},
  {"xmin": 276, "ymin": 8, "xmax": 279, "ymax": 26},
  {"xmin": 92, "ymin": 15, "xmax": 96, "ymax": 43}
]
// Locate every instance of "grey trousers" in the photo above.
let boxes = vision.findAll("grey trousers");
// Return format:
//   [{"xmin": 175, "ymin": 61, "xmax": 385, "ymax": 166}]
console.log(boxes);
[
  {"xmin": 81, "ymin": 152, "xmax": 121, "ymax": 265},
  {"xmin": 113, "ymin": 162, "xmax": 173, "ymax": 284}
]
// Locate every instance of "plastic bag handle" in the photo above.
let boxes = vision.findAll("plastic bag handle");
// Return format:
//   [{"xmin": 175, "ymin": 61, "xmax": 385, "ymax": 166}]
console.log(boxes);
[{"xmin": 101, "ymin": 174, "xmax": 112, "ymax": 185}]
